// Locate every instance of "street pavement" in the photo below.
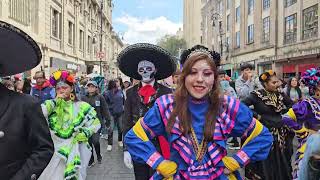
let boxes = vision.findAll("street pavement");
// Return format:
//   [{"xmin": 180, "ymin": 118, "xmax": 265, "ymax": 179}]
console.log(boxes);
[
  {"xmin": 86, "ymin": 133, "xmax": 243, "ymax": 180},
  {"xmin": 86, "ymin": 133, "xmax": 134, "ymax": 180}
]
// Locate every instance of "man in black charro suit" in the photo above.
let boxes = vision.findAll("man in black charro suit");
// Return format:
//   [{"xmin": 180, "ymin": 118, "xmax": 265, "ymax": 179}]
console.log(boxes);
[
  {"xmin": 118, "ymin": 43, "xmax": 176, "ymax": 180},
  {"xmin": 0, "ymin": 21, "xmax": 54, "ymax": 180}
]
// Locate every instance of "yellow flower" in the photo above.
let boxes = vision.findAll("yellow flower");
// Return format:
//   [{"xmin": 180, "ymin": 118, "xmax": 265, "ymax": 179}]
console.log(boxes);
[
  {"xmin": 268, "ymin": 70, "xmax": 274, "ymax": 75},
  {"xmin": 53, "ymin": 71, "xmax": 62, "ymax": 80},
  {"xmin": 261, "ymin": 74, "xmax": 267, "ymax": 81}
]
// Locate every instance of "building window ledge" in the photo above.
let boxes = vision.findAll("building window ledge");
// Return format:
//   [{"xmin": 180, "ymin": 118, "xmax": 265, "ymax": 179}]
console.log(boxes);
[{"xmin": 50, "ymin": 36, "xmax": 61, "ymax": 42}]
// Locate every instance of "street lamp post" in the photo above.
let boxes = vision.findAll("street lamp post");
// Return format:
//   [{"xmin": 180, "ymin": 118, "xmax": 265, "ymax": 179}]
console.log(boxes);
[
  {"xmin": 99, "ymin": 0, "xmax": 104, "ymax": 76},
  {"xmin": 211, "ymin": 12, "xmax": 225, "ymax": 56}
]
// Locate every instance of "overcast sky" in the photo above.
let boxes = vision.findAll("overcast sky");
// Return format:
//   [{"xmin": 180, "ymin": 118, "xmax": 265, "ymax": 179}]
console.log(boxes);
[{"xmin": 112, "ymin": 0, "xmax": 183, "ymax": 45}]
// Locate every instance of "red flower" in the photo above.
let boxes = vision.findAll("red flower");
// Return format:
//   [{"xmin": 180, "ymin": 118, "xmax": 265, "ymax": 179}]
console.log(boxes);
[{"xmin": 66, "ymin": 75, "xmax": 75, "ymax": 83}]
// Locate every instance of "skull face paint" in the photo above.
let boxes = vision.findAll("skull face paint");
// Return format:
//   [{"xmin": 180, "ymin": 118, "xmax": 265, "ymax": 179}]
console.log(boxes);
[{"xmin": 137, "ymin": 60, "xmax": 156, "ymax": 83}]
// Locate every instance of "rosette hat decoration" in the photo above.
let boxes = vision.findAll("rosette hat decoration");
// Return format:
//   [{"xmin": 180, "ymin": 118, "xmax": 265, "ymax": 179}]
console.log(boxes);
[
  {"xmin": 301, "ymin": 67, "xmax": 320, "ymax": 94},
  {"xmin": 180, "ymin": 45, "xmax": 221, "ymax": 67},
  {"xmin": 117, "ymin": 43, "xmax": 176, "ymax": 80},
  {"xmin": 0, "ymin": 21, "xmax": 42, "ymax": 76},
  {"xmin": 259, "ymin": 70, "xmax": 276, "ymax": 82},
  {"xmin": 49, "ymin": 70, "xmax": 76, "ymax": 87}
]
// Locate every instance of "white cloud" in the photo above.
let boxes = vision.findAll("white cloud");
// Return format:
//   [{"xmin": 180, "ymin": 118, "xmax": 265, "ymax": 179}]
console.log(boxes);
[{"xmin": 115, "ymin": 15, "xmax": 182, "ymax": 44}]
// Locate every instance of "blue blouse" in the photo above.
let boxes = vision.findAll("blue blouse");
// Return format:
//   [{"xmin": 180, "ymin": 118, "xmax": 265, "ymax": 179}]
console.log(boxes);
[{"xmin": 125, "ymin": 94, "xmax": 272, "ymax": 180}]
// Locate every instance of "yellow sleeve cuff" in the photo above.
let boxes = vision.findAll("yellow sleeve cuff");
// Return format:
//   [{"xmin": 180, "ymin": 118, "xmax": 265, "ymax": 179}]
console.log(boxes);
[
  {"xmin": 132, "ymin": 118, "xmax": 149, "ymax": 142},
  {"xmin": 287, "ymin": 108, "xmax": 297, "ymax": 121},
  {"xmin": 295, "ymin": 127, "xmax": 308, "ymax": 134},
  {"xmin": 222, "ymin": 156, "xmax": 240, "ymax": 172},
  {"xmin": 156, "ymin": 160, "xmax": 177, "ymax": 178}
]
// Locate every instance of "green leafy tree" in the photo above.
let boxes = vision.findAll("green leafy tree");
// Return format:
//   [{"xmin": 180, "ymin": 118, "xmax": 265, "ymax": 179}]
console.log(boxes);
[{"xmin": 157, "ymin": 35, "xmax": 187, "ymax": 57}]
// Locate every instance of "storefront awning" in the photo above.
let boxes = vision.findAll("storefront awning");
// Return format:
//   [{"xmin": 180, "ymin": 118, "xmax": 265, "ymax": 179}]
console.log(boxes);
[
  {"xmin": 298, "ymin": 64, "xmax": 316, "ymax": 73},
  {"xmin": 283, "ymin": 65, "xmax": 295, "ymax": 73}
]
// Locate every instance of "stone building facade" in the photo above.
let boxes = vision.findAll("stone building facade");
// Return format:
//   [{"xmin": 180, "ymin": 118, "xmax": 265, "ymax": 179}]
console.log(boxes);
[
  {"xmin": 183, "ymin": 0, "xmax": 203, "ymax": 48},
  {"xmin": 201, "ymin": 0, "xmax": 320, "ymax": 80},
  {"xmin": 0, "ymin": 0, "xmax": 121, "ymax": 78}
]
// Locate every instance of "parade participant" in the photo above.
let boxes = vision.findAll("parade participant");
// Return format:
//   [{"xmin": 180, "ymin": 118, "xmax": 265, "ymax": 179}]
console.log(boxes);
[
  {"xmin": 123, "ymin": 80, "xmax": 131, "ymax": 90},
  {"xmin": 282, "ymin": 67, "xmax": 320, "ymax": 179},
  {"xmin": 81, "ymin": 80, "xmax": 110, "ymax": 166},
  {"xmin": 118, "ymin": 43, "xmax": 176, "ymax": 179},
  {"xmin": 284, "ymin": 77, "xmax": 302, "ymax": 103},
  {"xmin": 30, "ymin": 71, "xmax": 55, "ymax": 103},
  {"xmin": 0, "ymin": 20, "xmax": 54, "ymax": 180},
  {"xmin": 218, "ymin": 69, "xmax": 238, "ymax": 150},
  {"xmin": 171, "ymin": 69, "xmax": 181, "ymax": 90},
  {"xmin": 218, "ymin": 69, "xmax": 237, "ymax": 98},
  {"xmin": 104, "ymin": 79, "xmax": 125, "ymax": 151},
  {"xmin": 243, "ymin": 70, "xmax": 293, "ymax": 180},
  {"xmin": 235, "ymin": 63, "xmax": 255, "ymax": 100},
  {"xmin": 125, "ymin": 45, "xmax": 273, "ymax": 179},
  {"xmin": 299, "ymin": 79, "xmax": 310, "ymax": 99},
  {"xmin": 39, "ymin": 70, "xmax": 101, "ymax": 180},
  {"xmin": 15, "ymin": 79, "xmax": 24, "ymax": 93}
]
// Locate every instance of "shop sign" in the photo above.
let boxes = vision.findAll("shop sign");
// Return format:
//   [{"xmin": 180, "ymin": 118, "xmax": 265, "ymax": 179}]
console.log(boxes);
[{"xmin": 67, "ymin": 63, "xmax": 78, "ymax": 71}]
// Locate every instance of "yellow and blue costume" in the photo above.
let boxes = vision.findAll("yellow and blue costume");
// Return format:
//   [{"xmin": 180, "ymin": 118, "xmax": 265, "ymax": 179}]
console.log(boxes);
[{"xmin": 125, "ymin": 94, "xmax": 273, "ymax": 179}]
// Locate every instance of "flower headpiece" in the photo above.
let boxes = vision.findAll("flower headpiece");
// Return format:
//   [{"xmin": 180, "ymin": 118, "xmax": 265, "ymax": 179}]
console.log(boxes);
[
  {"xmin": 49, "ymin": 70, "xmax": 75, "ymax": 87},
  {"xmin": 180, "ymin": 45, "xmax": 221, "ymax": 66},
  {"xmin": 301, "ymin": 67, "xmax": 320, "ymax": 95},
  {"xmin": 259, "ymin": 70, "xmax": 276, "ymax": 83}
]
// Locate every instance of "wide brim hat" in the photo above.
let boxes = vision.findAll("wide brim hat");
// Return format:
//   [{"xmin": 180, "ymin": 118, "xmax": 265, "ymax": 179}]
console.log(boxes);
[
  {"xmin": 117, "ymin": 43, "xmax": 176, "ymax": 80},
  {"xmin": 0, "ymin": 21, "xmax": 42, "ymax": 76}
]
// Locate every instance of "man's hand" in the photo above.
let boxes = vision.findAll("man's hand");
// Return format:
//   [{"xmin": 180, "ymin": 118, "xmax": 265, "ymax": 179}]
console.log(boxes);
[{"xmin": 123, "ymin": 151, "xmax": 133, "ymax": 169}]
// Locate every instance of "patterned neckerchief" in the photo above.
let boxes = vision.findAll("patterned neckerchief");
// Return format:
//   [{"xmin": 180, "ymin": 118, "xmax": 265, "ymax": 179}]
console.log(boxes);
[{"xmin": 253, "ymin": 89, "xmax": 285, "ymax": 113}]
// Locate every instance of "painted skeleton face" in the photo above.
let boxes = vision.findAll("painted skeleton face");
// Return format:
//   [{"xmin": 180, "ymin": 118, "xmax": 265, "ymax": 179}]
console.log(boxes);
[{"xmin": 137, "ymin": 60, "xmax": 156, "ymax": 83}]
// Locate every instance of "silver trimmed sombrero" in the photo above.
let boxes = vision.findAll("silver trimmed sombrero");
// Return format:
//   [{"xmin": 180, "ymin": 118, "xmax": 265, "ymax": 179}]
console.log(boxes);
[
  {"xmin": 117, "ymin": 43, "xmax": 176, "ymax": 80},
  {"xmin": 0, "ymin": 21, "xmax": 42, "ymax": 76}
]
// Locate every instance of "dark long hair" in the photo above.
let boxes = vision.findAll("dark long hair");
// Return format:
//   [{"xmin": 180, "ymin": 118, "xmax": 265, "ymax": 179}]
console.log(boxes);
[
  {"xmin": 117, "ymin": 77, "xmax": 125, "ymax": 90},
  {"xmin": 22, "ymin": 78, "xmax": 31, "ymax": 94},
  {"xmin": 108, "ymin": 80, "xmax": 117, "ymax": 90},
  {"xmin": 286, "ymin": 77, "xmax": 302, "ymax": 99},
  {"xmin": 166, "ymin": 53, "xmax": 221, "ymax": 141}
]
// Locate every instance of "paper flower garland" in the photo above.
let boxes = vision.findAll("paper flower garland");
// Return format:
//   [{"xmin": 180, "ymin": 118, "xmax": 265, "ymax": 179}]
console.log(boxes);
[
  {"xmin": 49, "ymin": 70, "xmax": 75, "ymax": 86},
  {"xmin": 301, "ymin": 67, "xmax": 320, "ymax": 93}
]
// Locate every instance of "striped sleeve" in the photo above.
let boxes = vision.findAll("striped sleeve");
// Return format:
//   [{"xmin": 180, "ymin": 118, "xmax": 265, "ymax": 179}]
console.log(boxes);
[
  {"xmin": 228, "ymin": 100, "xmax": 273, "ymax": 167},
  {"xmin": 124, "ymin": 102, "xmax": 166, "ymax": 169},
  {"xmin": 282, "ymin": 102, "xmax": 309, "ymax": 141}
]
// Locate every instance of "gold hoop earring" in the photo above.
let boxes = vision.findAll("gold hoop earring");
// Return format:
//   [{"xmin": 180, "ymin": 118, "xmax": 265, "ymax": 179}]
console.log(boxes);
[{"xmin": 70, "ymin": 93, "xmax": 75, "ymax": 101}]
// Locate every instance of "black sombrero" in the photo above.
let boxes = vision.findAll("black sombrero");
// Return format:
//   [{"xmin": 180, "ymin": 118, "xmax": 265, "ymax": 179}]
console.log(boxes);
[
  {"xmin": 117, "ymin": 43, "xmax": 176, "ymax": 80},
  {"xmin": 0, "ymin": 21, "xmax": 42, "ymax": 76}
]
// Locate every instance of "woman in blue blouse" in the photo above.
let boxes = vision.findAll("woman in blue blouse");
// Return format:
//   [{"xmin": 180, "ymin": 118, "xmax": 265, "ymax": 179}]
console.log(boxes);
[{"xmin": 124, "ymin": 45, "xmax": 273, "ymax": 180}]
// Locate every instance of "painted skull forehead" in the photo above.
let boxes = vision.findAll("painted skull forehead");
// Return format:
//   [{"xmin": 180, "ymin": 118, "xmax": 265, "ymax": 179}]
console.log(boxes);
[
  {"xmin": 137, "ymin": 60, "xmax": 156, "ymax": 83},
  {"xmin": 138, "ymin": 60, "xmax": 155, "ymax": 70}
]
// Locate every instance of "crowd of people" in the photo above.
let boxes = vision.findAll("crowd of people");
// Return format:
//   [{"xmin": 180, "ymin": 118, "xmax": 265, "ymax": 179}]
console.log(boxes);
[{"xmin": 1, "ymin": 20, "xmax": 320, "ymax": 180}]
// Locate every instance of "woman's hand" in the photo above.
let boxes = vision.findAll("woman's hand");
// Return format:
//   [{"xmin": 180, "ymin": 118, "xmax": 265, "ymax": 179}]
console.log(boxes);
[{"xmin": 224, "ymin": 168, "xmax": 231, "ymax": 175}]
